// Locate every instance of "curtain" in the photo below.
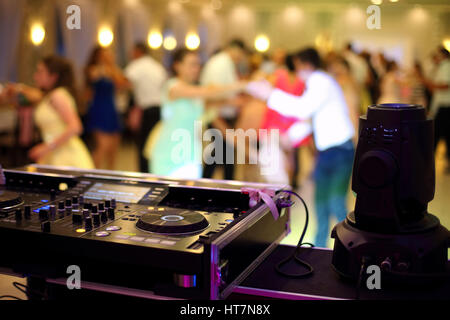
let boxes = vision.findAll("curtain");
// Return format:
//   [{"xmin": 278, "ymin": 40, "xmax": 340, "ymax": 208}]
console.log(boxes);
[{"xmin": 0, "ymin": 0, "xmax": 26, "ymax": 82}]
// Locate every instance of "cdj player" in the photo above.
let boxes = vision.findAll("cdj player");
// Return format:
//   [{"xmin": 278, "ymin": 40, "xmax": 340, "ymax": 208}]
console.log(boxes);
[{"xmin": 0, "ymin": 165, "xmax": 290, "ymax": 300}]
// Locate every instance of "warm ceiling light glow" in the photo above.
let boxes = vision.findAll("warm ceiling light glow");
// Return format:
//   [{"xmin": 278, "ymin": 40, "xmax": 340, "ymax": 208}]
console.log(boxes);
[
  {"xmin": 443, "ymin": 39, "xmax": 450, "ymax": 52},
  {"xmin": 254, "ymin": 34, "xmax": 270, "ymax": 53},
  {"xmin": 98, "ymin": 26, "xmax": 114, "ymax": 47},
  {"xmin": 185, "ymin": 32, "xmax": 200, "ymax": 50},
  {"xmin": 30, "ymin": 23, "xmax": 45, "ymax": 46},
  {"xmin": 371, "ymin": 0, "xmax": 383, "ymax": 5},
  {"xmin": 148, "ymin": 31, "xmax": 163, "ymax": 49},
  {"xmin": 163, "ymin": 35, "xmax": 177, "ymax": 51}
]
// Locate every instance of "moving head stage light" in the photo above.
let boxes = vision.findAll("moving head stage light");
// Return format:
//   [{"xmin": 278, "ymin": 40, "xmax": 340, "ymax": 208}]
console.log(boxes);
[{"xmin": 331, "ymin": 104, "xmax": 450, "ymax": 285}]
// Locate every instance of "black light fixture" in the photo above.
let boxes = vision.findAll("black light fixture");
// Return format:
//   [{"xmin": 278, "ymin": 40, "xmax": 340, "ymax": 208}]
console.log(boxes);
[{"xmin": 331, "ymin": 104, "xmax": 450, "ymax": 285}]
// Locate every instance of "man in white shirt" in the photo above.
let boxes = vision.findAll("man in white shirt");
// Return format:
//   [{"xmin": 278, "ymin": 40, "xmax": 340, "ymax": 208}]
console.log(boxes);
[
  {"xmin": 428, "ymin": 47, "xmax": 450, "ymax": 171},
  {"xmin": 246, "ymin": 48, "xmax": 355, "ymax": 248},
  {"xmin": 200, "ymin": 39, "xmax": 247, "ymax": 180},
  {"xmin": 125, "ymin": 43, "xmax": 167, "ymax": 172}
]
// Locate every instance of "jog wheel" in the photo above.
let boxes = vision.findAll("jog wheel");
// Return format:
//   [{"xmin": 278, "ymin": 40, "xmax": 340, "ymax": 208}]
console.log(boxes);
[
  {"xmin": 0, "ymin": 190, "xmax": 23, "ymax": 212},
  {"xmin": 136, "ymin": 208, "xmax": 209, "ymax": 235}
]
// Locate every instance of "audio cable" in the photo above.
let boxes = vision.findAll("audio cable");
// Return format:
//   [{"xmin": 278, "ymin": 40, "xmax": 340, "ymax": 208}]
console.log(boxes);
[{"xmin": 275, "ymin": 190, "xmax": 314, "ymax": 278}]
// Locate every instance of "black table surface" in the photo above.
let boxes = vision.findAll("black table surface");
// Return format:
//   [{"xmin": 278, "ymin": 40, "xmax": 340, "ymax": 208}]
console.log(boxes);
[{"xmin": 231, "ymin": 245, "xmax": 450, "ymax": 300}]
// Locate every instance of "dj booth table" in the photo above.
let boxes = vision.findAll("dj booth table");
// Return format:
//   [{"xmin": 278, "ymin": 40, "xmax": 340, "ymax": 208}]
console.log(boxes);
[
  {"xmin": 231, "ymin": 245, "xmax": 450, "ymax": 300},
  {"xmin": 1, "ymin": 165, "xmax": 449, "ymax": 300}
]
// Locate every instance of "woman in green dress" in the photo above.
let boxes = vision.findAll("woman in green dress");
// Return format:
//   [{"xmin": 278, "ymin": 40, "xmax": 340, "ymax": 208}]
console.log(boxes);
[{"xmin": 150, "ymin": 49, "xmax": 244, "ymax": 179}]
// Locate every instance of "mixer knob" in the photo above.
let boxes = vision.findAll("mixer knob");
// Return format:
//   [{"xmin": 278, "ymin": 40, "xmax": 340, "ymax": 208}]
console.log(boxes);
[
  {"xmin": 65, "ymin": 206, "xmax": 72, "ymax": 216},
  {"xmin": 107, "ymin": 207, "xmax": 115, "ymax": 220},
  {"xmin": 91, "ymin": 205, "xmax": 98, "ymax": 214},
  {"xmin": 84, "ymin": 216, "xmax": 93, "ymax": 230},
  {"xmin": 104, "ymin": 200, "xmax": 111, "ymax": 208},
  {"xmin": 100, "ymin": 210, "xmax": 108, "ymax": 223},
  {"xmin": 111, "ymin": 199, "xmax": 116, "ymax": 208},
  {"xmin": 98, "ymin": 203, "xmax": 105, "ymax": 211},
  {"xmin": 24, "ymin": 205, "xmax": 31, "ymax": 220},
  {"xmin": 39, "ymin": 209, "xmax": 49, "ymax": 221},
  {"xmin": 15, "ymin": 209, "xmax": 22, "ymax": 221},
  {"xmin": 49, "ymin": 205, "xmax": 56, "ymax": 221},
  {"xmin": 92, "ymin": 213, "xmax": 100, "ymax": 226},
  {"xmin": 78, "ymin": 195, "xmax": 84, "ymax": 206},
  {"xmin": 72, "ymin": 196, "xmax": 79, "ymax": 208},
  {"xmin": 41, "ymin": 221, "xmax": 51, "ymax": 233},
  {"xmin": 82, "ymin": 209, "xmax": 90, "ymax": 219},
  {"xmin": 58, "ymin": 201, "xmax": 65, "ymax": 210},
  {"xmin": 50, "ymin": 189, "xmax": 56, "ymax": 201},
  {"xmin": 72, "ymin": 211, "xmax": 82, "ymax": 224},
  {"xmin": 65, "ymin": 199, "xmax": 72, "ymax": 207},
  {"xmin": 83, "ymin": 202, "xmax": 92, "ymax": 210}
]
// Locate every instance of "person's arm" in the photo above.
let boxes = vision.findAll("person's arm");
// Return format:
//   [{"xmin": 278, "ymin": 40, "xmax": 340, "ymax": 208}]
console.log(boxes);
[
  {"xmin": 5, "ymin": 83, "xmax": 44, "ymax": 105},
  {"xmin": 267, "ymin": 74, "xmax": 331, "ymax": 120},
  {"xmin": 168, "ymin": 81, "xmax": 245, "ymax": 101},
  {"xmin": 28, "ymin": 89, "xmax": 83, "ymax": 161}
]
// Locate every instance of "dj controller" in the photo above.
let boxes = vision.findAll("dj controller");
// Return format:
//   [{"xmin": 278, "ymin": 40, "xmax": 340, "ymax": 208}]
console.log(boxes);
[{"xmin": 0, "ymin": 165, "xmax": 290, "ymax": 300}]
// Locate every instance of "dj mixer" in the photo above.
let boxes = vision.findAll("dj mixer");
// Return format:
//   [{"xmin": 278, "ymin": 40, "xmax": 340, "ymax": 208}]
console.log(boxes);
[{"xmin": 0, "ymin": 165, "xmax": 290, "ymax": 299}]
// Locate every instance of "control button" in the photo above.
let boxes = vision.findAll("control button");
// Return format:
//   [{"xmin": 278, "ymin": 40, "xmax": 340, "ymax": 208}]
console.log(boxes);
[
  {"xmin": 225, "ymin": 219, "xmax": 234, "ymax": 223},
  {"xmin": 152, "ymin": 191, "xmax": 161, "ymax": 195},
  {"xmin": 76, "ymin": 228, "xmax": 86, "ymax": 233},
  {"xmin": 129, "ymin": 236, "xmax": 145, "ymax": 242},
  {"xmin": 145, "ymin": 238, "xmax": 161, "ymax": 244},
  {"xmin": 41, "ymin": 221, "xmax": 51, "ymax": 233},
  {"xmin": 147, "ymin": 207, "xmax": 155, "ymax": 211},
  {"xmin": 84, "ymin": 216, "xmax": 93, "ymax": 230},
  {"xmin": 128, "ymin": 218, "xmax": 136, "ymax": 221},
  {"xmin": 81, "ymin": 209, "xmax": 89, "ymax": 219},
  {"xmin": 122, "ymin": 218, "xmax": 129, "ymax": 221},
  {"xmin": 92, "ymin": 213, "xmax": 100, "ymax": 226},
  {"xmin": 49, "ymin": 205, "xmax": 56, "ymax": 221},
  {"xmin": 15, "ymin": 209, "xmax": 22, "ymax": 221},
  {"xmin": 106, "ymin": 226, "xmax": 121, "ymax": 231},
  {"xmin": 148, "ymin": 195, "xmax": 158, "ymax": 198},
  {"xmin": 24, "ymin": 206, "xmax": 31, "ymax": 220},
  {"xmin": 107, "ymin": 207, "xmax": 115, "ymax": 220},
  {"xmin": 115, "ymin": 234, "xmax": 130, "ymax": 240},
  {"xmin": 72, "ymin": 212, "xmax": 82, "ymax": 224},
  {"xmin": 160, "ymin": 240, "xmax": 176, "ymax": 246},
  {"xmin": 154, "ymin": 188, "xmax": 165, "ymax": 191},
  {"xmin": 39, "ymin": 209, "xmax": 49, "ymax": 221},
  {"xmin": 158, "ymin": 208, "xmax": 165, "ymax": 211},
  {"xmin": 95, "ymin": 231, "xmax": 110, "ymax": 237},
  {"xmin": 100, "ymin": 210, "xmax": 107, "ymax": 223}
]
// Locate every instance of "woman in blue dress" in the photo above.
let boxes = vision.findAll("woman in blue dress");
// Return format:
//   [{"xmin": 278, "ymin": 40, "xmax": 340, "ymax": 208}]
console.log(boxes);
[
  {"xmin": 85, "ymin": 47, "xmax": 128, "ymax": 169},
  {"xmin": 150, "ymin": 49, "xmax": 245, "ymax": 179}
]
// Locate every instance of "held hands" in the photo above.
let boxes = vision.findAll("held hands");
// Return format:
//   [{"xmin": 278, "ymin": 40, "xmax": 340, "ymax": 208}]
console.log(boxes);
[
  {"xmin": 28, "ymin": 143, "xmax": 52, "ymax": 162},
  {"xmin": 245, "ymin": 80, "xmax": 274, "ymax": 102}
]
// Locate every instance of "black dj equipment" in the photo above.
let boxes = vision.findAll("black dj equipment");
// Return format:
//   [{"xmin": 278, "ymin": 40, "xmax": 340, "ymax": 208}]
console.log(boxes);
[
  {"xmin": 331, "ymin": 104, "xmax": 450, "ymax": 285},
  {"xmin": 0, "ymin": 165, "xmax": 290, "ymax": 299}
]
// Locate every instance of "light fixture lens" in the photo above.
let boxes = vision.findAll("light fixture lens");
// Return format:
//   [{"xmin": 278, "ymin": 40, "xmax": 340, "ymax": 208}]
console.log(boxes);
[
  {"xmin": 185, "ymin": 32, "xmax": 200, "ymax": 50},
  {"xmin": 163, "ymin": 35, "xmax": 177, "ymax": 51},
  {"xmin": 148, "ymin": 31, "xmax": 163, "ymax": 49},
  {"xmin": 98, "ymin": 27, "xmax": 114, "ymax": 47},
  {"xmin": 31, "ymin": 23, "xmax": 45, "ymax": 46},
  {"xmin": 254, "ymin": 35, "xmax": 270, "ymax": 53}
]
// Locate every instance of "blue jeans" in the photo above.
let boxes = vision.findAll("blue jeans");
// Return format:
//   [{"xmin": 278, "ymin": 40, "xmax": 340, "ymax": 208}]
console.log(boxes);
[{"xmin": 314, "ymin": 140, "xmax": 354, "ymax": 247}]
